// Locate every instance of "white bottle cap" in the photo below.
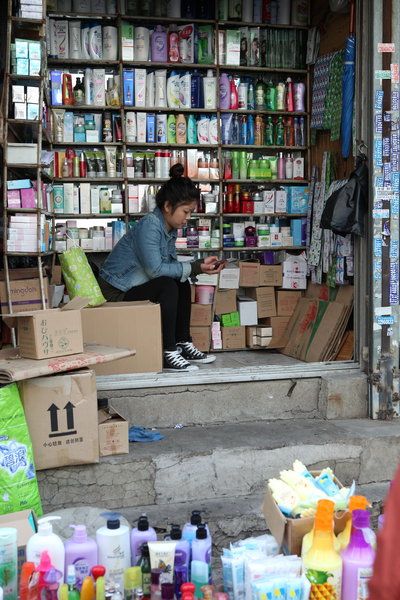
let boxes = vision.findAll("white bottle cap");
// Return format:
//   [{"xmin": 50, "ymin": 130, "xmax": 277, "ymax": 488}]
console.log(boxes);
[{"xmin": 37, "ymin": 516, "xmax": 61, "ymax": 535}]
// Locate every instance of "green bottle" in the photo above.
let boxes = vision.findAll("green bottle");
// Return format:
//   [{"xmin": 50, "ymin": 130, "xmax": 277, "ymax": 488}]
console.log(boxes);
[
  {"xmin": 187, "ymin": 114, "xmax": 197, "ymax": 144},
  {"xmin": 137, "ymin": 543, "xmax": 151, "ymax": 597},
  {"xmin": 167, "ymin": 114, "xmax": 176, "ymax": 143},
  {"xmin": 265, "ymin": 116, "xmax": 274, "ymax": 146},
  {"xmin": 255, "ymin": 80, "xmax": 266, "ymax": 111},
  {"xmin": 275, "ymin": 116, "xmax": 285, "ymax": 145},
  {"xmin": 265, "ymin": 80, "xmax": 277, "ymax": 111}
]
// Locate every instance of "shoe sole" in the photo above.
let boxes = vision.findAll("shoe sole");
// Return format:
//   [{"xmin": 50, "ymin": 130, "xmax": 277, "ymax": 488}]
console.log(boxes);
[
  {"xmin": 189, "ymin": 355, "xmax": 217, "ymax": 364},
  {"xmin": 163, "ymin": 366, "xmax": 199, "ymax": 372}
]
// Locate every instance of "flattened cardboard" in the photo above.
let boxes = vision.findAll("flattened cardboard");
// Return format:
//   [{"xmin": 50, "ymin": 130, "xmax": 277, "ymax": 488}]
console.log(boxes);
[
  {"xmin": 276, "ymin": 291, "xmax": 302, "ymax": 316},
  {"xmin": 98, "ymin": 406, "xmax": 129, "ymax": 456},
  {"xmin": 19, "ymin": 368, "xmax": 99, "ymax": 470},
  {"xmin": 81, "ymin": 301, "xmax": 162, "ymax": 374}
]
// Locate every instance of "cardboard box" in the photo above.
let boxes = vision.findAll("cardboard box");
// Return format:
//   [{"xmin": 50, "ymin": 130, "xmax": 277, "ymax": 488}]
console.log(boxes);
[
  {"xmin": 3, "ymin": 297, "xmax": 87, "ymax": 359},
  {"xmin": 190, "ymin": 303, "xmax": 212, "ymax": 326},
  {"xmin": 81, "ymin": 301, "xmax": 162, "ymax": 375},
  {"xmin": 246, "ymin": 287, "xmax": 276, "ymax": 318},
  {"xmin": 219, "ymin": 264, "xmax": 240, "ymax": 289},
  {"xmin": 276, "ymin": 291, "xmax": 302, "ymax": 316},
  {"xmin": 19, "ymin": 369, "xmax": 99, "ymax": 470},
  {"xmin": 214, "ymin": 289, "xmax": 237, "ymax": 315},
  {"xmin": 259, "ymin": 265, "xmax": 283, "ymax": 287},
  {"xmin": 98, "ymin": 405, "xmax": 129, "ymax": 456},
  {"xmin": 222, "ymin": 326, "xmax": 246, "ymax": 349},
  {"xmin": 0, "ymin": 509, "xmax": 37, "ymax": 576},
  {"xmin": 260, "ymin": 316, "xmax": 291, "ymax": 339},
  {"xmin": 262, "ymin": 471, "xmax": 350, "ymax": 555},
  {"xmin": 190, "ymin": 326, "xmax": 211, "ymax": 352},
  {"xmin": 0, "ymin": 278, "xmax": 49, "ymax": 314},
  {"xmin": 237, "ymin": 296, "xmax": 258, "ymax": 325},
  {"xmin": 239, "ymin": 260, "xmax": 260, "ymax": 287}
]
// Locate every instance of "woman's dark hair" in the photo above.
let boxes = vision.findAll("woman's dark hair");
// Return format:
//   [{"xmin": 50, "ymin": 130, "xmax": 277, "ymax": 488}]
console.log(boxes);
[{"xmin": 156, "ymin": 163, "xmax": 200, "ymax": 211}]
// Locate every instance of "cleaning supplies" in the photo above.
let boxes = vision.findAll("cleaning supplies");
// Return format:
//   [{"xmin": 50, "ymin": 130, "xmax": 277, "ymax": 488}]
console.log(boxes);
[
  {"xmin": 64, "ymin": 525, "xmax": 98, "ymax": 590},
  {"xmin": 303, "ymin": 511, "xmax": 342, "ymax": 599},
  {"xmin": 26, "ymin": 517, "xmax": 65, "ymax": 581},
  {"xmin": 130, "ymin": 515, "xmax": 157, "ymax": 567},
  {"xmin": 337, "ymin": 495, "xmax": 370, "ymax": 551},
  {"xmin": 341, "ymin": 509, "xmax": 375, "ymax": 600},
  {"xmin": 301, "ymin": 499, "xmax": 340, "ymax": 556},
  {"xmin": 0, "ymin": 528, "xmax": 17, "ymax": 600},
  {"xmin": 96, "ymin": 513, "xmax": 130, "ymax": 590}
]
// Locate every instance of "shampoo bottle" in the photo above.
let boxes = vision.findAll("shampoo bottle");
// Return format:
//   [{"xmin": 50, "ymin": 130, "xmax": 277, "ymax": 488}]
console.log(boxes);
[
  {"xmin": 229, "ymin": 78, "xmax": 238, "ymax": 110},
  {"xmin": 130, "ymin": 514, "xmax": 157, "ymax": 567},
  {"xmin": 285, "ymin": 77, "xmax": 294, "ymax": 112},
  {"xmin": 96, "ymin": 513, "xmax": 130, "ymax": 590},
  {"xmin": 203, "ymin": 70, "xmax": 216, "ymax": 110},
  {"xmin": 191, "ymin": 71, "xmax": 203, "ymax": 108},
  {"xmin": 0, "ymin": 528, "xmax": 17, "ymax": 600},
  {"xmin": 191, "ymin": 525, "xmax": 211, "ymax": 585},
  {"xmin": 151, "ymin": 25, "xmax": 168, "ymax": 62},
  {"xmin": 64, "ymin": 525, "xmax": 98, "ymax": 590},
  {"xmin": 341, "ymin": 509, "xmax": 375, "ymax": 600},
  {"xmin": 187, "ymin": 114, "xmax": 197, "ymax": 144},
  {"xmin": 179, "ymin": 72, "xmax": 191, "ymax": 108},
  {"xmin": 168, "ymin": 24, "xmax": 180, "ymax": 62},
  {"xmin": 176, "ymin": 113, "xmax": 187, "ymax": 143},
  {"xmin": 26, "ymin": 517, "xmax": 65, "ymax": 581},
  {"xmin": 219, "ymin": 73, "xmax": 230, "ymax": 110},
  {"xmin": 247, "ymin": 114, "xmax": 254, "ymax": 145},
  {"xmin": 167, "ymin": 113, "xmax": 177, "ymax": 143},
  {"xmin": 167, "ymin": 71, "xmax": 180, "ymax": 108}
]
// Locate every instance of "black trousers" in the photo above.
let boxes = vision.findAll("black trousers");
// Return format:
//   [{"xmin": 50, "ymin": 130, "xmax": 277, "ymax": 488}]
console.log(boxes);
[{"xmin": 124, "ymin": 277, "xmax": 191, "ymax": 351}]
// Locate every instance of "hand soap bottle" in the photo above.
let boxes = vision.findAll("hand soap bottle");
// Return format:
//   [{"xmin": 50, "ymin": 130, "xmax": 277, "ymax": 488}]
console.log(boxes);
[{"xmin": 26, "ymin": 516, "xmax": 65, "ymax": 581}]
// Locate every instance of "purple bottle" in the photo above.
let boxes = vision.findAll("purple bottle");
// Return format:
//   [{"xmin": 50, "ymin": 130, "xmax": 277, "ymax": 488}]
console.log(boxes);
[
  {"xmin": 64, "ymin": 525, "xmax": 98, "ymax": 590},
  {"xmin": 151, "ymin": 25, "xmax": 168, "ymax": 62},
  {"xmin": 131, "ymin": 514, "xmax": 157, "ymax": 566},
  {"xmin": 219, "ymin": 73, "xmax": 230, "ymax": 109},
  {"xmin": 341, "ymin": 509, "xmax": 376, "ymax": 600},
  {"xmin": 293, "ymin": 82, "xmax": 306, "ymax": 112},
  {"xmin": 191, "ymin": 524, "xmax": 212, "ymax": 585},
  {"xmin": 168, "ymin": 525, "xmax": 190, "ymax": 598}
]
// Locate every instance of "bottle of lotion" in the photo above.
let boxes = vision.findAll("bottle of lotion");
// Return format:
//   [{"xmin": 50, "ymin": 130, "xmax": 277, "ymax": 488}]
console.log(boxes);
[
  {"xmin": 130, "ymin": 514, "xmax": 157, "ymax": 567},
  {"xmin": 203, "ymin": 70, "xmax": 216, "ymax": 109},
  {"xmin": 187, "ymin": 114, "xmax": 197, "ymax": 144},
  {"xmin": 64, "ymin": 525, "xmax": 98, "ymax": 591},
  {"xmin": 26, "ymin": 517, "xmax": 65, "ymax": 581},
  {"xmin": 167, "ymin": 71, "xmax": 180, "ymax": 108},
  {"xmin": 176, "ymin": 113, "xmax": 187, "ymax": 143},
  {"xmin": 96, "ymin": 513, "xmax": 130, "ymax": 590},
  {"xmin": 151, "ymin": 25, "xmax": 168, "ymax": 62},
  {"xmin": 191, "ymin": 525, "xmax": 211, "ymax": 585},
  {"xmin": 219, "ymin": 73, "xmax": 230, "ymax": 110},
  {"xmin": 168, "ymin": 525, "xmax": 190, "ymax": 599}
]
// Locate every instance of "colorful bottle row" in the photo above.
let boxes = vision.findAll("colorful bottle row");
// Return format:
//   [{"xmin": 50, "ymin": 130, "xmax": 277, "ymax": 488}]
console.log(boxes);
[
  {"xmin": 222, "ymin": 114, "xmax": 306, "ymax": 147},
  {"xmin": 223, "ymin": 151, "xmax": 305, "ymax": 180},
  {"xmin": 218, "ymin": 0, "xmax": 308, "ymax": 25},
  {"xmin": 222, "ymin": 184, "xmax": 308, "ymax": 215},
  {"xmin": 50, "ymin": 70, "xmax": 120, "ymax": 107},
  {"xmin": 222, "ymin": 77, "xmax": 306, "ymax": 112}
]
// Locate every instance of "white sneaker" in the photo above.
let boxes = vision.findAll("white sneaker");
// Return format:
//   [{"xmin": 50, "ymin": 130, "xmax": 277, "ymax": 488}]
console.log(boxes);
[
  {"xmin": 177, "ymin": 341, "xmax": 216, "ymax": 364},
  {"xmin": 163, "ymin": 349, "xmax": 199, "ymax": 372}
]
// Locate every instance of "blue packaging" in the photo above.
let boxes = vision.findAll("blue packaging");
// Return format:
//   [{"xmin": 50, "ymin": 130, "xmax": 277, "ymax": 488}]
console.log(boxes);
[
  {"xmin": 247, "ymin": 114, "xmax": 254, "ymax": 145},
  {"xmin": 50, "ymin": 70, "xmax": 63, "ymax": 105},
  {"xmin": 112, "ymin": 221, "xmax": 126, "ymax": 246},
  {"xmin": 123, "ymin": 69, "xmax": 134, "ymax": 106},
  {"xmin": 7, "ymin": 179, "xmax": 32, "ymax": 190},
  {"xmin": 290, "ymin": 219, "xmax": 302, "ymax": 246},
  {"xmin": 288, "ymin": 186, "xmax": 309, "ymax": 213},
  {"xmin": 16, "ymin": 58, "xmax": 29, "ymax": 75},
  {"xmin": 190, "ymin": 70, "xmax": 203, "ymax": 108},
  {"xmin": 146, "ymin": 113, "xmax": 156, "ymax": 142}
]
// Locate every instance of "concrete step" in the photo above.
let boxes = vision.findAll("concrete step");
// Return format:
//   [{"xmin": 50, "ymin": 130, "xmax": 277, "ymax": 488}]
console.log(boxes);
[
  {"xmin": 99, "ymin": 370, "xmax": 368, "ymax": 428},
  {"xmin": 38, "ymin": 418, "xmax": 398, "ymax": 548}
]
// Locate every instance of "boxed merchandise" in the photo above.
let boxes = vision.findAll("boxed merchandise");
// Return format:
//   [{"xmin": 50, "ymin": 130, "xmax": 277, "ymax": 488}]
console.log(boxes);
[
  {"xmin": 19, "ymin": 369, "xmax": 99, "ymax": 470},
  {"xmin": 2, "ymin": 297, "xmax": 87, "ymax": 359},
  {"xmin": 276, "ymin": 290, "xmax": 302, "ymax": 316},
  {"xmin": 237, "ymin": 296, "xmax": 258, "ymax": 325},
  {"xmin": 98, "ymin": 404, "xmax": 129, "ymax": 456},
  {"xmin": 282, "ymin": 254, "xmax": 307, "ymax": 289},
  {"xmin": 214, "ymin": 289, "xmax": 237, "ymax": 314},
  {"xmin": 221, "ymin": 311, "xmax": 240, "ymax": 327},
  {"xmin": 239, "ymin": 260, "xmax": 260, "ymax": 287},
  {"xmin": 0, "ymin": 509, "xmax": 37, "ymax": 576},
  {"xmin": 190, "ymin": 304, "xmax": 212, "ymax": 326},
  {"xmin": 81, "ymin": 301, "xmax": 162, "ymax": 374},
  {"xmin": 222, "ymin": 326, "xmax": 246, "ymax": 349},
  {"xmin": 259, "ymin": 265, "xmax": 283, "ymax": 287},
  {"xmin": 0, "ymin": 277, "xmax": 49, "ymax": 313},
  {"xmin": 246, "ymin": 287, "xmax": 276, "ymax": 318},
  {"xmin": 7, "ymin": 143, "xmax": 38, "ymax": 165},
  {"xmin": 218, "ymin": 263, "xmax": 240, "ymax": 289},
  {"xmin": 190, "ymin": 326, "xmax": 211, "ymax": 352}
]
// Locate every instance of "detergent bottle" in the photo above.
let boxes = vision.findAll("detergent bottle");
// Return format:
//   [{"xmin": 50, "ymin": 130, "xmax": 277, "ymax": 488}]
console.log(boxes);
[
  {"xmin": 341, "ymin": 509, "xmax": 375, "ymax": 600},
  {"xmin": 337, "ymin": 495, "xmax": 370, "ymax": 551},
  {"xmin": 303, "ymin": 511, "xmax": 342, "ymax": 599},
  {"xmin": 301, "ymin": 499, "xmax": 340, "ymax": 556}
]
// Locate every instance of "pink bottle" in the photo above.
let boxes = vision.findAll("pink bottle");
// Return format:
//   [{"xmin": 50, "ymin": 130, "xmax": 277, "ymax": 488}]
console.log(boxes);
[
  {"xmin": 341, "ymin": 509, "xmax": 376, "ymax": 600},
  {"xmin": 151, "ymin": 25, "xmax": 168, "ymax": 62},
  {"xmin": 229, "ymin": 78, "xmax": 238, "ymax": 109},
  {"xmin": 168, "ymin": 25, "xmax": 180, "ymax": 62},
  {"xmin": 285, "ymin": 77, "xmax": 294, "ymax": 112}
]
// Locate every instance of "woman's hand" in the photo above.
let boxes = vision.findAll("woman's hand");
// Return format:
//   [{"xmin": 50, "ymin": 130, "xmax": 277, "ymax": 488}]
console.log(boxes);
[{"xmin": 200, "ymin": 256, "xmax": 227, "ymax": 275}]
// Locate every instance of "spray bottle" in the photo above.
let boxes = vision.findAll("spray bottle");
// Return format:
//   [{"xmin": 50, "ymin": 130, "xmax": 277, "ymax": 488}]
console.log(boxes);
[
  {"xmin": 26, "ymin": 517, "xmax": 65, "ymax": 581},
  {"xmin": 96, "ymin": 513, "xmax": 130, "ymax": 590},
  {"xmin": 341, "ymin": 509, "xmax": 375, "ymax": 600},
  {"xmin": 64, "ymin": 525, "xmax": 98, "ymax": 590},
  {"xmin": 130, "ymin": 515, "xmax": 157, "ymax": 567}
]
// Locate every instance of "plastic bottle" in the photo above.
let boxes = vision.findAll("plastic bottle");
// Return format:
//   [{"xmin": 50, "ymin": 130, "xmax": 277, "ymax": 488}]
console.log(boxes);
[
  {"xmin": 247, "ymin": 114, "xmax": 254, "ymax": 145},
  {"xmin": 203, "ymin": 70, "xmax": 216, "ymax": 109},
  {"xmin": 137, "ymin": 544, "xmax": 151, "ymax": 598},
  {"xmin": 26, "ymin": 517, "xmax": 65, "ymax": 581},
  {"xmin": 285, "ymin": 77, "xmax": 294, "ymax": 111},
  {"xmin": 265, "ymin": 80, "xmax": 276, "ymax": 110},
  {"xmin": 301, "ymin": 499, "xmax": 340, "ymax": 557},
  {"xmin": 229, "ymin": 78, "xmax": 238, "ymax": 110},
  {"xmin": 238, "ymin": 82, "xmax": 248, "ymax": 109},
  {"xmin": 64, "ymin": 525, "xmax": 98, "ymax": 591},
  {"xmin": 191, "ymin": 525, "xmax": 211, "ymax": 586},
  {"xmin": 219, "ymin": 73, "xmax": 230, "ymax": 110},
  {"xmin": 247, "ymin": 83, "xmax": 255, "ymax": 110},
  {"xmin": 265, "ymin": 116, "xmax": 274, "ymax": 146},
  {"xmin": 276, "ymin": 82, "xmax": 285, "ymax": 110},
  {"xmin": 66, "ymin": 566, "xmax": 80, "ymax": 600},
  {"xmin": 96, "ymin": 513, "xmax": 130, "ymax": 590},
  {"xmin": 73, "ymin": 77, "xmax": 85, "ymax": 105},
  {"xmin": 255, "ymin": 80, "xmax": 266, "ymax": 110},
  {"xmin": 130, "ymin": 515, "xmax": 157, "ymax": 568},
  {"xmin": 231, "ymin": 115, "xmax": 240, "ymax": 145},
  {"xmin": 187, "ymin": 114, "xmax": 197, "ymax": 144},
  {"xmin": 182, "ymin": 512, "xmax": 202, "ymax": 547},
  {"xmin": 209, "ymin": 115, "xmax": 218, "ymax": 145},
  {"xmin": 176, "ymin": 113, "xmax": 187, "ymax": 143},
  {"xmin": 167, "ymin": 114, "xmax": 177, "ymax": 143},
  {"xmin": 275, "ymin": 116, "xmax": 285, "ymax": 145},
  {"xmin": 84, "ymin": 68, "xmax": 94, "ymax": 105},
  {"xmin": 190, "ymin": 71, "xmax": 203, "ymax": 108},
  {"xmin": 179, "ymin": 72, "xmax": 191, "ymax": 108},
  {"xmin": 168, "ymin": 525, "xmax": 190, "ymax": 598},
  {"xmin": 254, "ymin": 115, "xmax": 263, "ymax": 145},
  {"xmin": 294, "ymin": 82, "xmax": 306, "ymax": 112},
  {"xmin": 337, "ymin": 496, "xmax": 370, "ymax": 551},
  {"xmin": 239, "ymin": 115, "xmax": 247, "ymax": 145},
  {"xmin": 341, "ymin": 509, "xmax": 375, "ymax": 600},
  {"xmin": 151, "ymin": 25, "xmax": 168, "ymax": 62},
  {"xmin": 168, "ymin": 24, "xmax": 180, "ymax": 62},
  {"xmin": 0, "ymin": 528, "xmax": 17, "ymax": 600},
  {"xmin": 167, "ymin": 71, "xmax": 180, "ymax": 108},
  {"xmin": 303, "ymin": 512, "xmax": 342, "ymax": 600},
  {"xmin": 277, "ymin": 152, "xmax": 285, "ymax": 179}
]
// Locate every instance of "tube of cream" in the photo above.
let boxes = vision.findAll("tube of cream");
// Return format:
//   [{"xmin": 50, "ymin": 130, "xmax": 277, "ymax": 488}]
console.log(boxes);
[
  {"xmin": 105, "ymin": 146, "xmax": 117, "ymax": 177},
  {"xmin": 221, "ymin": 113, "xmax": 233, "ymax": 145},
  {"xmin": 52, "ymin": 109, "xmax": 65, "ymax": 143},
  {"xmin": 148, "ymin": 542, "xmax": 176, "ymax": 584}
]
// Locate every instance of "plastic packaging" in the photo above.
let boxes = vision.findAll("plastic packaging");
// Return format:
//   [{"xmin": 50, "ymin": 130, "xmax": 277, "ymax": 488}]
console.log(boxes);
[
  {"xmin": 89, "ymin": 23, "xmax": 102, "ymax": 60},
  {"xmin": 81, "ymin": 23, "xmax": 91, "ymax": 59},
  {"xmin": 180, "ymin": 72, "xmax": 191, "ymax": 108},
  {"xmin": 190, "ymin": 71, "xmax": 203, "ymax": 108},
  {"xmin": 203, "ymin": 70, "xmax": 216, "ymax": 109},
  {"xmin": 0, "ymin": 528, "xmax": 17, "ymax": 600},
  {"xmin": 341, "ymin": 509, "xmax": 375, "ymax": 600},
  {"xmin": 84, "ymin": 68, "xmax": 93, "ymax": 105},
  {"xmin": 167, "ymin": 71, "xmax": 180, "ymax": 108},
  {"xmin": 197, "ymin": 116, "xmax": 209, "ymax": 144},
  {"xmin": 176, "ymin": 113, "xmax": 187, "ymax": 143},
  {"xmin": 229, "ymin": 78, "xmax": 238, "ymax": 110},
  {"xmin": 126, "ymin": 112, "xmax": 137, "ymax": 142},
  {"xmin": 26, "ymin": 517, "xmax": 65, "ymax": 581},
  {"xmin": 294, "ymin": 82, "xmax": 306, "ymax": 112},
  {"xmin": 285, "ymin": 77, "xmax": 294, "ymax": 111},
  {"xmin": 337, "ymin": 495, "xmax": 370, "ymax": 551},
  {"xmin": 103, "ymin": 26, "xmax": 118, "ymax": 60},
  {"xmin": 168, "ymin": 25, "xmax": 180, "ymax": 62},
  {"xmin": 148, "ymin": 542, "xmax": 176, "ymax": 584},
  {"xmin": 96, "ymin": 513, "xmax": 130, "ymax": 590},
  {"xmin": 151, "ymin": 25, "xmax": 168, "ymax": 62},
  {"xmin": 219, "ymin": 73, "xmax": 230, "ymax": 109},
  {"xmin": 64, "ymin": 525, "xmax": 98, "ymax": 590},
  {"xmin": 187, "ymin": 114, "xmax": 197, "ymax": 144},
  {"xmin": 155, "ymin": 70, "xmax": 167, "ymax": 107},
  {"xmin": 167, "ymin": 526, "xmax": 190, "ymax": 598},
  {"xmin": 135, "ymin": 27, "xmax": 150, "ymax": 61},
  {"xmin": 209, "ymin": 116, "xmax": 218, "ymax": 145},
  {"xmin": 66, "ymin": 565, "xmax": 80, "ymax": 600},
  {"xmin": 167, "ymin": 114, "xmax": 177, "ymax": 143},
  {"xmin": 131, "ymin": 515, "xmax": 157, "ymax": 567},
  {"xmin": 69, "ymin": 21, "xmax": 81, "ymax": 59}
]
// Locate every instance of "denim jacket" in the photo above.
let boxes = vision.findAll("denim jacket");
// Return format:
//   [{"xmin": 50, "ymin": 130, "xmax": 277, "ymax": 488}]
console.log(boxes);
[{"xmin": 99, "ymin": 207, "xmax": 192, "ymax": 292}]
